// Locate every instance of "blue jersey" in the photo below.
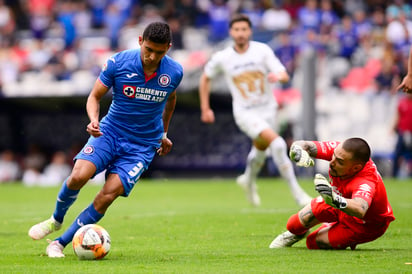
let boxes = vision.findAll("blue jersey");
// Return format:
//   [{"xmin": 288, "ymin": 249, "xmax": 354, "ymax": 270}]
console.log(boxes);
[{"xmin": 98, "ymin": 49, "xmax": 183, "ymax": 147}]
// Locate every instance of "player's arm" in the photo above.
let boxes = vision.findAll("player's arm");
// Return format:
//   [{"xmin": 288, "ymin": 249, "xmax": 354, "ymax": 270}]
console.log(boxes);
[
  {"xmin": 314, "ymin": 174, "xmax": 369, "ymax": 219},
  {"xmin": 157, "ymin": 90, "xmax": 176, "ymax": 156},
  {"xmin": 289, "ymin": 140, "xmax": 317, "ymax": 167},
  {"xmin": 340, "ymin": 197, "xmax": 369, "ymax": 218},
  {"xmin": 267, "ymin": 70, "xmax": 290, "ymax": 84},
  {"xmin": 397, "ymin": 46, "xmax": 412, "ymax": 94},
  {"xmin": 86, "ymin": 79, "xmax": 110, "ymax": 137},
  {"xmin": 198, "ymin": 72, "xmax": 215, "ymax": 123}
]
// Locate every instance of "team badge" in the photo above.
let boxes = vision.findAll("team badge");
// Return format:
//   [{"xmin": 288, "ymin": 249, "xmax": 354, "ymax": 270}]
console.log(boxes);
[
  {"xmin": 102, "ymin": 62, "xmax": 107, "ymax": 71},
  {"xmin": 158, "ymin": 74, "xmax": 171, "ymax": 87},
  {"xmin": 123, "ymin": 85, "xmax": 136, "ymax": 98},
  {"xmin": 83, "ymin": 145, "xmax": 94, "ymax": 155}
]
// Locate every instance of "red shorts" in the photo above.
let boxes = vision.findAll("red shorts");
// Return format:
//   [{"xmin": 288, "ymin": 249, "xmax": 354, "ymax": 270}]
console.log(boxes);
[{"xmin": 310, "ymin": 196, "xmax": 390, "ymax": 249}]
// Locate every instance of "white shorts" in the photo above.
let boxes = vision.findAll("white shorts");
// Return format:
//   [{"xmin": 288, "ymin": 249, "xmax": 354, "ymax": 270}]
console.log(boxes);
[{"xmin": 233, "ymin": 104, "xmax": 277, "ymax": 139}]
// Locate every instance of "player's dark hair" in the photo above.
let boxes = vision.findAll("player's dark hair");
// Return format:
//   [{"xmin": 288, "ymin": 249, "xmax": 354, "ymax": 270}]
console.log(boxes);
[
  {"xmin": 342, "ymin": 137, "xmax": 371, "ymax": 164},
  {"xmin": 142, "ymin": 22, "xmax": 172, "ymax": 44},
  {"xmin": 229, "ymin": 14, "xmax": 252, "ymax": 28}
]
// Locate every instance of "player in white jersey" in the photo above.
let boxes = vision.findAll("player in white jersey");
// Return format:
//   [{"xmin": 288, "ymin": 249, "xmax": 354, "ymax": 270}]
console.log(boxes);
[{"xmin": 199, "ymin": 14, "xmax": 311, "ymax": 207}]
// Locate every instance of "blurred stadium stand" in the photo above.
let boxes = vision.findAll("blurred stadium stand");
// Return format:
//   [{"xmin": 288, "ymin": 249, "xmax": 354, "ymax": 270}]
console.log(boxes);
[{"xmin": 0, "ymin": 0, "xmax": 410, "ymax": 179}]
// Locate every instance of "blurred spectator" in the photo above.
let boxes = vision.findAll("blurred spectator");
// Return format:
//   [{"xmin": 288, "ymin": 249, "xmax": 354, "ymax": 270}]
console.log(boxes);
[
  {"xmin": 333, "ymin": 15, "xmax": 359, "ymax": 61},
  {"xmin": 392, "ymin": 92, "xmax": 412, "ymax": 178},
  {"xmin": 297, "ymin": 28, "xmax": 324, "ymax": 54},
  {"xmin": 73, "ymin": 2, "xmax": 92, "ymax": 38},
  {"xmin": 0, "ymin": 0, "xmax": 16, "ymax": 47},
  {"xmin": 261, "ymin": 3, "xmax": 291, "ymax": 32},
  {"xmin": 272, "ymin": 31, "xmax": 298, "ymax": 79},
  {"xmin": 27, "ymin": 40, "xmax": 52, "ymax": 72},
  {"xmin": 385, "ymin": 9, "xmax": 412, "ymax": 52},
  {"xmin": 374, "ymin": 58, "xmax": 400, "ymax": 95},
  {"xmin": 27, "ymin": 0, "xmax": 55, "ymax": 40},
  {"xmin": 167, "ymin": 17, "xmax": 184, "ymax": 50},
  {"xmin": 138, "ymin": 4, "xmax": 164, "ymax": 27},
  {"xmin": 297, "ymin": 0, "xmax": 321, "ymax": 32},
  {"xmin": 0, "ymin": 149, "xmax": 20, "ymax": 183},
  {"xmin": 41, "ymin": 151, "xmax": 71, "ymax": 186},
  {"xmin": 104, "ymin": 3, "xmax": 126, "ymax": 49},
  {"xmin": 319, "ymin": 0, "xmax": 339, "ymax": 36},
  {"xmin": 22, "ymin": 144, "xmax": 47, "ymax": 187},
  {"xmin": 282, "ymin": 0, "xmax": 303, "ymax": 20},
  {"xmin": 344, "ymin": 0, "xmax": 366, "ymax": 16},
  {"xmin": 56, "ymin": 1, "xmax": 77, "ymax": 49},
  {"xmin": 208, "ymin": 0, "xmax": 231, "ymax": 42},
  {"xmin": 175, "ymin": 0, "xmax": 199, "ymax": 26},
  {"xmin": 239, "ymin": 0, "xmax": 264, "ymax": 30},
  {"xmin": 352, "ymin": 9, "xmax": 372, "ymax": 40},
  {"xmin": 88, "ymin": 0, "xmax": 108, "ymax": 29}
]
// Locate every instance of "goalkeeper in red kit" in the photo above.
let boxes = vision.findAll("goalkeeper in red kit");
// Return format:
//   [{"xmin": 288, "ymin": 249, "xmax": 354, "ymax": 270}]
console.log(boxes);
[{"xmin": 269, "ymin": 137, "xmax": 395, "ymax": 250}]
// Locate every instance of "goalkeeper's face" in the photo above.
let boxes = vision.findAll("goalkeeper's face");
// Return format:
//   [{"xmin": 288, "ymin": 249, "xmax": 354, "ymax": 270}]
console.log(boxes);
[
  {"xmin": 229, "ymin": 21, "xmax": 252, "ymax": 47},
  {"xmin": 329, "ymin": 144, "xmax": 359, "ymax": 178}
]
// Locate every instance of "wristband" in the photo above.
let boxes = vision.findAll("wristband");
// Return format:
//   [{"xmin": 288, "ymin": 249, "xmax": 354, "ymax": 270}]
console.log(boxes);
[{"xmin": 162, "ymin": 132, "xmax": 167, "ymax": 140}]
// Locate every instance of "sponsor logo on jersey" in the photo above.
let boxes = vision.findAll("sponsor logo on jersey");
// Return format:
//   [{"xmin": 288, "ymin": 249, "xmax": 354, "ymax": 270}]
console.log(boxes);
[
  {"xmin": 355, "ymin": 183, "xmax": 372, "ymax": 199},
  {"xmin": 123, "ymin": 85, "xmax": 136, "ymax": 98},
  {"xmin": 158, "ymin": 74, "xmax": 171, "ymax": 87},
  {"xmin": 83, "ymin": 145, "xmax": 94, "ymax": 155},
  {"xmin": 126, "ymin": 73, "xmax": 139, "ymax": 78},
  {"xmin": 102, "ymin": 62, "xmax": 108, "ymax": 71}
]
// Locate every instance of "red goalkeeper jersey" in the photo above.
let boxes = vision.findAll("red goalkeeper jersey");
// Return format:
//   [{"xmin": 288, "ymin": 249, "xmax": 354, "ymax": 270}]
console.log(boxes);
[{"xmin": 314, "ymin": 141, "xmax": 395, "ymax": 228}]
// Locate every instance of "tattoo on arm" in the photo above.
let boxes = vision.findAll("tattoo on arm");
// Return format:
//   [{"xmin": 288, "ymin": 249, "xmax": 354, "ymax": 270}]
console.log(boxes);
[
  {"xmin": 354, "ymin": 197, "xmax": 369, "ymax": 212},
  {"xmin": 305, "ymin": 142, "xmax": 318, "ymax": 157},
  {"xmin": 294, "ymin": 141, "xmax": 318, "ymax": 157}
]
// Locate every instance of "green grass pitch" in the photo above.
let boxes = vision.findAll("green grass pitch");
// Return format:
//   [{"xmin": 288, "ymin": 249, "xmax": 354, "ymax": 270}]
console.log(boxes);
[{"xmin": 0, "ymin": 177, "xmax": 411, "ymax": 273}]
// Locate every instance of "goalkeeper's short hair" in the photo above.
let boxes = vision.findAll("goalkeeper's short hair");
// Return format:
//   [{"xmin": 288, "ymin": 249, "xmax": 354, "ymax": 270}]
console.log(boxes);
[{"xmin": 342, "ymin": 138, "xmax": 371, "ymax": 165}]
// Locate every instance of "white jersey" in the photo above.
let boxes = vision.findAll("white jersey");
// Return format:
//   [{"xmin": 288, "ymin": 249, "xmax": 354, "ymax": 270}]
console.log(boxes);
[
  {"xmin": 204, "ymin": 41, "xmax": 286, "ymax": 110},
  {"xmin": 204, "ymin": 41, "xmax": 287, "ymax": 139}
]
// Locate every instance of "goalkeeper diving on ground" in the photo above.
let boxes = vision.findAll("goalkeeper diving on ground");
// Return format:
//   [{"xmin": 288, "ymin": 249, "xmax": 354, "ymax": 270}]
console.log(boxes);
[{"xmin": 269, "ymin": 137, "xmax": 395, "ymax": 250}]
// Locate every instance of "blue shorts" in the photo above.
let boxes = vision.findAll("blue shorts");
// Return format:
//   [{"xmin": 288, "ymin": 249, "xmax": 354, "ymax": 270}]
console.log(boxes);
[{"xmin": 75, "ymin": 130, "xmax": 157, "ymax": 197}]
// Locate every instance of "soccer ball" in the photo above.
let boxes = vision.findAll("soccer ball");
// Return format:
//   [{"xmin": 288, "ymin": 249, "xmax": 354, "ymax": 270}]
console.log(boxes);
[{"xmin": 72, "ymin": 224, "xmax": 111, "ymax": 260}]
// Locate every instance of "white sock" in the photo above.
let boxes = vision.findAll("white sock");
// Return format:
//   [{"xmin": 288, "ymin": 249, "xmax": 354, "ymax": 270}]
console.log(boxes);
[
  {"xmin": 243, "ymin": 146, "xmax": 266, "ymax": 182},
  {"xmin": 269, "ymin": 137, "xmax": 307, "ymax": 198}
]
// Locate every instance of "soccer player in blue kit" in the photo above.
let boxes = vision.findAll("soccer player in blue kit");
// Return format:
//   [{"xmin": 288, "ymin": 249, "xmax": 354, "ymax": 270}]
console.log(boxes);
[{"xmin": 28, "ymin": 22, "xmax": 184, "ymax": 258}]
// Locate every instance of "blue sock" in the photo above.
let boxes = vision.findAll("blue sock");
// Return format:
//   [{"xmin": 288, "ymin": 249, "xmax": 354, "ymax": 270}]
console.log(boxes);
[
  {"xmin": 57, "ymin": 203, "xmax": 104, "ymax": 247},
  {"xmin": 52, "ymin": 178, "xmax": 79, "ymax": 224}
]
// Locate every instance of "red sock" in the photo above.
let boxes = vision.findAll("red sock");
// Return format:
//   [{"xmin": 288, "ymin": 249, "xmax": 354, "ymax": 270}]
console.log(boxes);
[
  {"xmin": 286, "ymin": 213, "xmax": 308, "ymax": 236},
  {"xmin": 306, "ymin": 231, "xmax": 320, "ymax": 249}
]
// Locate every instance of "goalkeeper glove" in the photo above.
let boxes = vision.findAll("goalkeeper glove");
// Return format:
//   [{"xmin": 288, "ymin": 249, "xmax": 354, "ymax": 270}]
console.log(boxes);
[
  {"xmin": 289, "ymin": 144, "xmax": 315, "ymax": 167},
  {"xmin": 313, "ymin": 174, "xmax": 347, "ymax": 209}
]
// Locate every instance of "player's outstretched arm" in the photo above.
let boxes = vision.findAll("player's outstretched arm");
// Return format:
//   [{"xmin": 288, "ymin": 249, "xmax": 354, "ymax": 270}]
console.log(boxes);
[
  {"xmin": 199, "ymin": 73, "xmax": 215, "ymax": 124},
  {"xmin": 289, "ymin": 140, "xmax": 317, "ymax": 167}
]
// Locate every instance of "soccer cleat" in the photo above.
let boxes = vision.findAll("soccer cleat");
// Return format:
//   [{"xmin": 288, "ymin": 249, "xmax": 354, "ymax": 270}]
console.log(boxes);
[
  {"xmin": 28, "ymin": 216, "xmax": 62, "ymax": 240},
  {"xmin": 46, "ymin": 240, "xmax": 65, "ymax": 258},
  {"xmin": 269, "ymin": 231, "xmax": 308, "ymax": 248},
  {"xmin": 236, "ymin": 174, "xmax": 261, "ymax": 206}
]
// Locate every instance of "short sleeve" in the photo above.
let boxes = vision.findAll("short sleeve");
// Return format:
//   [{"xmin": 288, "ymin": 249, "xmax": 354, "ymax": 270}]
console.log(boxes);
[
  {"xmin": 98, "ymin": 55, "xmax": 116, "ymax": 88},
  {"xmin": 263, "ymin": 44, "xmax": 286, "ymax": 74},
  {"xmin": 351, "ymin": 180, "xmax": 376, "ymax": 205},
  {"xmin": 204, "ymin": 51, "xmax": 223, "ymax": 79}
]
